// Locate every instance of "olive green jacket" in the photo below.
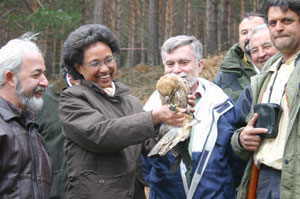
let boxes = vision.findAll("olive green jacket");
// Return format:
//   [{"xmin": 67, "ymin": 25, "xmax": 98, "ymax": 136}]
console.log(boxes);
[
  {"xmin": 231, "ymin": 52, "xmax": 300, "ymax": 199},
  {"xmin": 37, "ymin": 78, "xmax": 68, "ymax": 199},
  {"xmin": 214, "ymin": 43, "xmax": 257, "ymax": 101}
]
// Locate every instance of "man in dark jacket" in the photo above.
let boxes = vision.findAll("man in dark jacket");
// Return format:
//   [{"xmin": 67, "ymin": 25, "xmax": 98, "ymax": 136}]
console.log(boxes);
[
  {"xmin": 214, "ymin": 13, "xmax": 265, "ymax": 101},
  {"xmin": 0, "ymin": 33, "xmax": 52, "ymax": 198}
]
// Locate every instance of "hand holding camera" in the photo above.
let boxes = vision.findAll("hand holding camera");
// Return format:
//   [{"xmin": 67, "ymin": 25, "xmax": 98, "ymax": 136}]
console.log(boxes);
[{"xmin": 239, "ymin": 113, "xmax": 268, "ymax": 151}]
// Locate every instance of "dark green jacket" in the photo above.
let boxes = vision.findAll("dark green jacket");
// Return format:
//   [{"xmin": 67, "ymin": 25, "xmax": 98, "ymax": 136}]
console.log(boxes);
[
  {"xmin": 37, "ymin": 78, "xmax": 68, "ymax": 199},
  {"xmin": 214, "ymin": 43, "xmax": 257, "ymax": 101}
]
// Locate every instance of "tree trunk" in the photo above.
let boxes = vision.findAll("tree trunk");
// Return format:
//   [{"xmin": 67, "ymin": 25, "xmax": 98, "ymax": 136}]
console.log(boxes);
[
  {"xmin": 206, "ymin": 0, "xmax": 219, "ymax": 55},
  {"xmin": 80, "ymin": 0, "xmax": 90, "ymax": 24},
  {"xmin": 105, "ymin": 0, "xmax": 113, "ymax": 31},
  {"xmin": 94, "ymin": 0, "xmax": 105, "ymax": 24},
  {"xmin": 147, "ymin": 0, "xmax": 160, "ymax": 66},
  {"xmin": 115, "ymin": 0, "xmax": 121, "ymax": 67},
  {"xmin": 253, "ymin": 0, "xmax": 257, "ymax": 12},
  {"xmin": 130, "ymin": 0, "xmax": 139, "ymax": 67},
  {"xmin": 126, "ymin": 0, "xmax": 133, "ymax": 67},
  {"xmin": 140, "ymin": 0, "xmax": 146, "ymax": 64},
  {"xmin": 240, "ymin": 0, "xmax": 245, "ymax": 20},
  {"xmin": 52, "ymin": 37, "xmax": 57, "ymax": 79},
  {"xmin": 165, "ymin": 0, "xmax": 174, "ymax": 41},
  {"xmin": 228, "ymin": 1, "xmax": 233, "ymax": 46},
  {"xmin": 158, "ymin": 0, "xmax": 165, "ymax": 47},
  {"xmin": 184, "ymin": 0, "xmax": 192, "ymax": 35},
  {"xmin": 220, "ymin": 0, "xmax": 229, "ymax": 51},
  {"xmin": 45, "ymin": 23, "xmax": 54, "ymax": 79}
]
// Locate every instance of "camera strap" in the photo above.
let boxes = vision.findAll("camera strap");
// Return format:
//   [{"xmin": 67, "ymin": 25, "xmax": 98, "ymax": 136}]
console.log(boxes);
[{"xmin": 267, "ymin": 53, "xmax": 300, "ymax": 104}]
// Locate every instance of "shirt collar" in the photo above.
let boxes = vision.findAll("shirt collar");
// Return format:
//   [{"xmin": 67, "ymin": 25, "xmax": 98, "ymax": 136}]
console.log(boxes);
[
  {"xmin": 5, "ymin": 98, "xmax": 36, "ymax": 125},
  {"xmin": 269, "ymin": 49, "xmax": 300, "ymax": 72},
  {"xmin": 193, "ymin": 79, "xmax": 205, "ymax": 99}
]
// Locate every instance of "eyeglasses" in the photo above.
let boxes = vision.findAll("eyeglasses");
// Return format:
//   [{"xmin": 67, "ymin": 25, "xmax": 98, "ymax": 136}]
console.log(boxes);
[{"xmin": 84, "ymin": 56, "xmax": 116, "ymax": 69}]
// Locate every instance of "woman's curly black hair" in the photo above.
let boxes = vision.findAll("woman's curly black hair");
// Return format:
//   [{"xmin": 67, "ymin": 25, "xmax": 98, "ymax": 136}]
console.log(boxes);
[{"xmin": 62, "ymin": 24, "xmax": 120, "ymax": 80}]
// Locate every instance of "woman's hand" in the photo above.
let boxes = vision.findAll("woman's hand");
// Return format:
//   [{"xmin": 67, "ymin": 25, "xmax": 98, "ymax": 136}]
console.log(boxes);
[{"xmin": 152, "ymin": 105, "xmax": 186, "ymax": 127}]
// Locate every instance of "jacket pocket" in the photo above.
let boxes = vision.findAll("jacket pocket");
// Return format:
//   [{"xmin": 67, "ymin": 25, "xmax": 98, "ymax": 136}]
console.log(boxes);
[
  {"xmin": 0, "ymin": 177, "xmax": 20, "ymax": 199},
  {"xmin": 0, "ymin": 175, "xmax": 34, "ymax": 199},
  {"xmin": 79, "ymin": 170, "xmax": 131, "ymax": 199}
]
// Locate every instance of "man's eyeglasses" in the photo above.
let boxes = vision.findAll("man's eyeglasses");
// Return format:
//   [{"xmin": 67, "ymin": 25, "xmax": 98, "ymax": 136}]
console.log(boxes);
[{"xmin": 84, "ymin": 56, "xmax": 115, "ymax": 69}]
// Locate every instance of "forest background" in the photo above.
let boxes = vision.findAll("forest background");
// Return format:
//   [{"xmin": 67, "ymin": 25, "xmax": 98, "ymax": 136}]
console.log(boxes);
[{"xmin": 0, "ymin": 0, "xmax": 266, "ymax": 100}]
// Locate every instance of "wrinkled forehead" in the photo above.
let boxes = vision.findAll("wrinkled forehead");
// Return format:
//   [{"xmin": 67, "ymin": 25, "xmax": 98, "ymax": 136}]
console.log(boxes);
[
  {"xmin": 163, "ymin": 45, "xmax": 195, "ymax": 60},
  {"xmin": 252, "ymin": 29, "xmax": 270, "ymax": 41},
  {"xmin": 239, "ymin": 17, "xmax": 264, "ymax": 32}
]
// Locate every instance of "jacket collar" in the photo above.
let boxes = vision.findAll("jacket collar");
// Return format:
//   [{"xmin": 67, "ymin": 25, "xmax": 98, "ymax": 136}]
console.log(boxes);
[{"xmin": 0, "ymin": 97, "xmax": 36, "ymax": 126}]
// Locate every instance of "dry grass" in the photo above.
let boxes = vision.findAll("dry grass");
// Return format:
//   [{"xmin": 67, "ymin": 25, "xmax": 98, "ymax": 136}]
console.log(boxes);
[{"xmin": 116, "ymin": 53, "xmax": 225, "ymax": 102}]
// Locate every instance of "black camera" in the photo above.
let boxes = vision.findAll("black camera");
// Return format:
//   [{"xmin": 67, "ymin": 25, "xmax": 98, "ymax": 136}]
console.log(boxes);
[{"xmin": 253, "ymin": 103, "xmax": 282, "ymax": 138}]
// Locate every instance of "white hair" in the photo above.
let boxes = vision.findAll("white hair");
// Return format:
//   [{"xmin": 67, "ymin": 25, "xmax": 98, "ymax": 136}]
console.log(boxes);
[
  {"xmin": 249, "ymin": 24, "xmax": 269, "ymax": 50},
  {"xmin": 0, "ymin": 32, "xmax": 42, "ymax": 88},
  {"xmin": 161, "ymin": 35, "xmax": 203, "ymax": 65}
]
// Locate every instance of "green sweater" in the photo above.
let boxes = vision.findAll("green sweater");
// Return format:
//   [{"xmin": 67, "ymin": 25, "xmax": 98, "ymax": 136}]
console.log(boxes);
[{"xmin": 37, "ymin": 78, "xmax": 68, "ymax": 199}]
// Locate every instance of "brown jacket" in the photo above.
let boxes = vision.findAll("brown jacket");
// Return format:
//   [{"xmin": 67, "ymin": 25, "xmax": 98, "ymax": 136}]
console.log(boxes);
[
  {"xmin": 0, "ymin": 97, "xmax": 52, "ymax": 198},
  {"xmin": 59, "ymin": 80, "xmax": 157, "ymax": 199}
]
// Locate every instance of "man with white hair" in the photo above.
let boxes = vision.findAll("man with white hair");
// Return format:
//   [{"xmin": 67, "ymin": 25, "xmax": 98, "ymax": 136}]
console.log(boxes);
[
  {"xmin": 142, "ymin": 35, "xmax": 245, "ymax": 199},
  {"xmin": 250, "ymin": 23, "xmax": 278, "ymax": 72},
  {"xmin": 213, "ymin": 13, "xmax": 265, "ymax": 101},
  {"xmin": 0, "ymin": 33, "xmax": 52, "ymax": 198},
  {"xmin": 237, "ymin": 24, "xmax": 279, "ymax": 124}
]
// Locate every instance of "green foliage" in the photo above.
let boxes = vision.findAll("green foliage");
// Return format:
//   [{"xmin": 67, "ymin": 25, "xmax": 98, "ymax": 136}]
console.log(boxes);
[{"xmin": 27, "ymin": 9, "xmax": 81, "ymax": 38}]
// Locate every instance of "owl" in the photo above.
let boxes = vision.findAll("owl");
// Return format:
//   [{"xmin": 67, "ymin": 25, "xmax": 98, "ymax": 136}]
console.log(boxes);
[{"xmin": 148, "ymin": 74, "xmax": 199, "ymax": 172}]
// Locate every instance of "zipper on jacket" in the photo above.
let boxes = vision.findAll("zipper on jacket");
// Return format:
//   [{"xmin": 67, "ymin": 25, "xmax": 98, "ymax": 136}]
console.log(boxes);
[{"xmin": 28, "ymin": 124, "xmax": 42, "ymax": 199}]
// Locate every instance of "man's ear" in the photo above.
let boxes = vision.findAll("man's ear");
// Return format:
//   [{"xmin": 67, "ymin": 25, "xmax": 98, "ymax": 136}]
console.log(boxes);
[
  {"xmin": 4, "ymin": 71, "xmax": 17, "ymax": 87},
  {"xmin": 198, "ymin": 59, "xmax": 204, "ymax": 74}
]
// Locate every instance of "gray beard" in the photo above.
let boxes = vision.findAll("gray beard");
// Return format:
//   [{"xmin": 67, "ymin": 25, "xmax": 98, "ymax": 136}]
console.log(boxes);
[
  {"xmin": 16, "ymin": 80, "xmax": 44, "ymax": 112},
  {"xmin": 176, "ymin": 72, "xmax": 198, "ymax": 86}
]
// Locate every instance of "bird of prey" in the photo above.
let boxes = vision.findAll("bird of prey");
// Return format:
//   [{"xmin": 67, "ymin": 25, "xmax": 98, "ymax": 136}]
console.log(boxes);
[{"xmin": 148, "ymin": 74, "xmax": 199, "ymax": 172}]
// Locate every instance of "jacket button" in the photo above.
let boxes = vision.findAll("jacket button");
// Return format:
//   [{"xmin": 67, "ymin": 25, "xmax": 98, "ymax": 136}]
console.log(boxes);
[
  {"xmin": 99, "ymin": 179, "xmax": 105, "ymax": 184},
  {"xmin": 284, "ymin": 159, "xmax": 289, "ymax": 165}
]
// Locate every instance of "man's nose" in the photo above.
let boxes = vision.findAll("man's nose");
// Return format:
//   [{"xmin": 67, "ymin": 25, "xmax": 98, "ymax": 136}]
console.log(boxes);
[
  {"xmin": 275, "ymin": 21, "xmax": 284, "ymax": 31},
  {"xmin": 258, "ymin": 49, "xmax": 267, "ymax": 58},
  {"xmin": 173, "ymin": 63, "xmax": 182, "ymax": 73},
  {"xmin": 39, "ymin": 74, "xmax": 49, "ymax": 88}
]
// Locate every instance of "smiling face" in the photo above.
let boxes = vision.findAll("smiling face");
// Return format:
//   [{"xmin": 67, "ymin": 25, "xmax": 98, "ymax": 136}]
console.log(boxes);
[
  {"xmin": 75, "ymin": 41, "xmax": 116, "ymax": 88},
  {"xmin": 16, "ymin": 51, "xmax": 49, "ymax": 111},
  {"xmin": 239, "ymin": 16, "xmax": 265, "ymax": 54},
  {"xmin": 163, "ymin": 45, "xmax": 203, "ymax": 93},
  {"xmin": 268, "ymin": 7, "xmax": 300, "ymax": 61},
  {"xmin": 250, "ymin": 28, "xmax": 278, "ymax": 70}
]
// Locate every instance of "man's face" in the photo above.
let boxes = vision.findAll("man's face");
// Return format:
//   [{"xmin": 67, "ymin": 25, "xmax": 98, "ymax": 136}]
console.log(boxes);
[
  {"xmin": 16, "ymin": 51, "xmax": 49, "ymax": 111},
  {"xmin": 239, "ymin": 16, "xmax": 265, "ymax": 54},
  {"xmin": 163, "ymin": 45, "xmax": 203, "ymax": 93},
  {"xmin": 250, "ymin": 28, "xmax": 278, "ymax": 70},
  {"xmin": 268, "ymin": 7, "xmax": 300, "ymax": 60}
]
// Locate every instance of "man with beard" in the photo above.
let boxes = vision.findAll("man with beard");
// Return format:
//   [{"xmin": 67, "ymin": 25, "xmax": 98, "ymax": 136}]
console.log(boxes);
[
  {"xmin": 231, "ymin": 0, "xmax": 300, "ymax": 198},
  {"xmin": 214, "ymin": 13, "xmax": 265, "ymax": 101},
  {"xmin": 142, "ymin": 35, "xmax": 245, "ymax": 199},
  {"xmin": 0, "ymin": 33, "xmax": 52, "ymax": 198}
]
